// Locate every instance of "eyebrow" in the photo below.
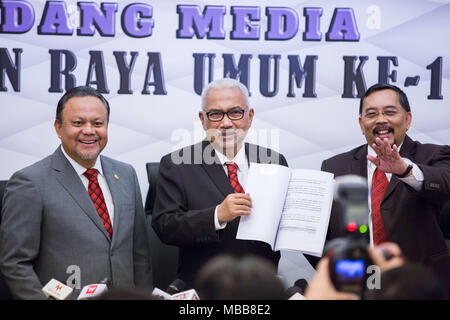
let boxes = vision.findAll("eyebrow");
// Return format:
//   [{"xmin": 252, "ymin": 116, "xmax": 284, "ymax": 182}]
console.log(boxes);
[
  {"xmin": 364, "ymin": 105, "xmax": 399, "ymax": 111},
  {"xmin": 382, "ymin": 105, "xmax": 399, "ymax": 109},
  {"xmin": 206, "ymin": 106, "xmax": 244, "ymax": 112},
  {"xmin": 70, "ymin": 117, "xmax": 105, "ymax": 122}
]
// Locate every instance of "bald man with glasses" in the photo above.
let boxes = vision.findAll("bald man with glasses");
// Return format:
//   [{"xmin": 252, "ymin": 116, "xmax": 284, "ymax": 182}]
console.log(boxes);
[{"xmin": 152, "ymin": 78, "xmax": 288, "ymax": 287}]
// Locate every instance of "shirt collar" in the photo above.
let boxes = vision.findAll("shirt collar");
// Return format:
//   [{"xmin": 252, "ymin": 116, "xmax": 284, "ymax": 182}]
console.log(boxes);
[
  {"xmin": 215, "ymin": 145, "xmax": 247, "ymax": 169},
  {"xmin": 60, "ymin": 145, "xmax": 104, "ymax": 177}
]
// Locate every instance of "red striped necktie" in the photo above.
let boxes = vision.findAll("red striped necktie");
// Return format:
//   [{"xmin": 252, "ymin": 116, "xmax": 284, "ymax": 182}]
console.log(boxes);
[
  {"xmin": 83, "ymin": 169, "xmax": 113, "ymax": 239},
  {"xmin": 371, "ymin": 168, "xmax": 388, "ymax": 245},
  {"xmin": 226, "ymin": 162, "xmax": 244, "ymax": 194}
]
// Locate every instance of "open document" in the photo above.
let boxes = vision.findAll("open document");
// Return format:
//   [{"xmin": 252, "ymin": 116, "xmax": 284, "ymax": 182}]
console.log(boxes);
[{"xmin": 236, "ymin": 163, "xmax": 335, "ymax": 257}]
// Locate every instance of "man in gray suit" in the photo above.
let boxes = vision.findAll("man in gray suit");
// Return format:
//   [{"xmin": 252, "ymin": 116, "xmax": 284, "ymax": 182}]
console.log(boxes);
[{"xmin": 0, "ymin": 86, "xmax": 152, "ymax": 299}]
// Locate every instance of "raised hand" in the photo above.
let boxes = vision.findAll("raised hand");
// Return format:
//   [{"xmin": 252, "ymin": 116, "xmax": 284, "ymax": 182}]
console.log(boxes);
[{"xmin": 367, "ymin": 137, "xmax": 409, "ymax": 175}]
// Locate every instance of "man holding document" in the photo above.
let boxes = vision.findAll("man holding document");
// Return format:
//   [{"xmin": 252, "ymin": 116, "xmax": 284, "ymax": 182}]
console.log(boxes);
[{"xmin": 152, "ymin": 78, "xmax": 288, "ymax": 286}]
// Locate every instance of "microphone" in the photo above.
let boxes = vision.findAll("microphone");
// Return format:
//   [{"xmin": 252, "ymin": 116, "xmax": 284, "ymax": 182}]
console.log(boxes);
[
  {"xmin": 77, "ymin": 278, "xmax": 109, "ymax": 300},
  {"xmin": 286, "ymin": 278, "xmax": 308, "ymax": 300},
  {"xmin": 165, "ymin": 278, "xmax": 200, "ymax": 300},
  {"xmin": 152, "ymin": 287, "xmax": 173, "ymax": 300},
  {"xmin": 171, "ymin": 289, "xmax": 200, "ymax": 300},
  {"xmin": 294, "ymin": 278, "xmax": 308, "ymax": 294},
  {"xmin": 166, "ymin": 278, "xmax": 187, "ymax": 294},
  {"xmin": 42, "ymin": 278, "xmax": 74, "ymax": 300}
]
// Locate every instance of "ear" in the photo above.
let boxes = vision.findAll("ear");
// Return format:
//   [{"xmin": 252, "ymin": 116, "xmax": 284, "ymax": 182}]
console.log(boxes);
[
  {"xmin": 54, "ymin": 120, "xmax": 62, "ymax": 139},
  {"xmin": 358, "ymin": 116, "xmax": 366, "ymax": 135},
  {"xmin": 199, "ymin": 111, "xmax": 207, "ymax": 130},
  {"xmin": 405, "ymin": 112, "xmax": 412, "ymax": 131},
  {"xmin": 248, "ymin": 108, "xmax": 254, "ymax": 125}
]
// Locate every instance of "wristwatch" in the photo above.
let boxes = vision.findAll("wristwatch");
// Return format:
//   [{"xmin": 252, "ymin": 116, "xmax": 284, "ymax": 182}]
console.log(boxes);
[{"xmin": 395, "ymin": 164, "xmax": 413, "ymax": 178}]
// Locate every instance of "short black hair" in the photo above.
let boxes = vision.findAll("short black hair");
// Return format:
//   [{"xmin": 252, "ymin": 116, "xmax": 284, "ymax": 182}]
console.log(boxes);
[
  {"xmin": 56, "ymin": 86, "xmax": 110, "ymax": 124},
  {"xmin": 363, "ymin": 263, "xmax": 447, "ymax": 300},
  {"xmin": 359, "ymin": 83, "xmax": 411, "ymax": 115},
  {"xmin": 195, "ymin": 254, "xmax": 287, "ymax": 300}
]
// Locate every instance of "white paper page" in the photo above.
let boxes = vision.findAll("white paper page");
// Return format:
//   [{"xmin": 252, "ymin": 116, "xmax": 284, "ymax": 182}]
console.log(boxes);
[
  {"xmin": 236, "ymin": 163, "xmax": 291, "ymax": 249},
  {"xmin": 274, "ymin": 169, "xmax": 335, "ymax": 256}
]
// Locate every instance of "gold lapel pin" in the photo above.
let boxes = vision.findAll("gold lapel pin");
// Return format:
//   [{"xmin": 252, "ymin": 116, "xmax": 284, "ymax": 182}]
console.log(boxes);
[{"xmin": 114, "ymin": 174, "xmax": 119, "ymax": 180}]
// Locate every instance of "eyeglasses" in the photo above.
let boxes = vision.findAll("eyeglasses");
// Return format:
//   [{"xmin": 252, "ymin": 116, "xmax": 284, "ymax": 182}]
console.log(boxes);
[
  {"xmin": 361, "ymin": 109, "xmax": 400, "ymax": 120},
  {"xmin": 205, "ymin": 108, "xmax": 248, "ymax": 122}
]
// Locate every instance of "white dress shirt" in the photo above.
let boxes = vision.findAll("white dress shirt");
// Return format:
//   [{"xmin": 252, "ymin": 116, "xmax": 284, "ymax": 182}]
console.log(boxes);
[
  {"xmin": 213, "ymin": 146, "xmax": 249, "ymax": 230},
  {"xmin": 60, "ymin": 146, "xmax": 115, "ymax": 227},
  {"xmin": 366, "ymin": 144, "xmax": 424, "ymax": 246}
]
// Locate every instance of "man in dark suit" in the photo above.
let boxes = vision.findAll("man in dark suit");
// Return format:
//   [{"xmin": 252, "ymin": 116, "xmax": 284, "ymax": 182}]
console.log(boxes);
[
  {"xmin": 0, "ymin": 86, "xmax": 152, "ymax": 299},
  {"xmin": 152, "ymin": 78, "xmax": 287, "ymax": 286},
  {"xmin": 321, "ymin": 84, "xmax": 450, "ymax": 269}
]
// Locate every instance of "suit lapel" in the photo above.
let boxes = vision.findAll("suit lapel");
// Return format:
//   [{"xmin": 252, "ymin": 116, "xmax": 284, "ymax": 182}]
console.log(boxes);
[
  {"xmin": 52, "ymin": 148, "xmax": 111, "ymax": 241},
  {"xmin": 200, "ymin": 140, "xmax": 234, "ymax": 196},
  {"xmin": 352, "ymin": 145, "xmax": 368, "ymax": 178},
  {"xmin": 201, "ymin": 142, "xmax": 264, "ymax": 197},
  {"xmin": 101, "ymin": 156, "xmax": 121, "ymax": 244}
]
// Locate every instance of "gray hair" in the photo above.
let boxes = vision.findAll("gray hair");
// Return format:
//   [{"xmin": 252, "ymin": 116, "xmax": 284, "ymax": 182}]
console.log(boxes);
[{"xmin": 201, "ymin": 78, "xmax": 249, "ymax": 110}]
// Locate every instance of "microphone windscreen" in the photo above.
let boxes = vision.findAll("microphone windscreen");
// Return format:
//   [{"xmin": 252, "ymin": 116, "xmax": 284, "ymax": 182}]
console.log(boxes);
[
  {"xmin": 294, "ymin": 279, "xmax": 308, "ymax": 294},
  {"xmin": 166, "ymin": 278, "xmax": 187, "ymax": 294}
]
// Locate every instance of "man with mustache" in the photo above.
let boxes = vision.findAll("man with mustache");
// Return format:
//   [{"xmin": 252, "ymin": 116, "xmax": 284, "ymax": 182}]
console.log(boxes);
[
  {"xmin": 321, "ymin": 83, "xmax": 450, "ymax": 271},
  {"xmin": 0, "ymin": 86, "xmax": 152, "ymax": 299},
  {"xmin": 152, "ymin": 78, "xmax": 287, "ymax": 287}
]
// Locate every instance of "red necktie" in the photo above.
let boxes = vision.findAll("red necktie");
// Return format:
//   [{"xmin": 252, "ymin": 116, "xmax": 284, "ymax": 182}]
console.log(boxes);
[
  {"xmin": 226, "ymin": 162, "xmax": 244, "ymax": 194},
  {"xmin": 84, "ymin": 169, "xmax": 113, "ymax": 239},
  {"xmin": 371, "ymin": 168, "xmax": 388, "ymax": 245}
]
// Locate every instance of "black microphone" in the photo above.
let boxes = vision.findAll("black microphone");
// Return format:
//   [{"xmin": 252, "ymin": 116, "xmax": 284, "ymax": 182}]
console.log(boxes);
[
  {"xmin": 166, "ymin": 278, "xmax": 187, "ymax": 294},
  {"xmin": 294, "ymin": 279, "xmax": 308, "ymax": 294},
  {"xmin": 286, "ymin": 278, "xmax": 308, "ymax": 299}
]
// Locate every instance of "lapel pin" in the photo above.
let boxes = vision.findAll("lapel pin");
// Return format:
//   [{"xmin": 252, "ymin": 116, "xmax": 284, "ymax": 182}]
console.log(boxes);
[{"xmin": 114, "ymin": 174, "xmax": 119, "ymax": 180}]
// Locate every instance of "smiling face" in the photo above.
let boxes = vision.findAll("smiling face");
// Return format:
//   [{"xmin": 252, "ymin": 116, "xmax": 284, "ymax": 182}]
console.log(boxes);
[
  {"xmin": 54, "ymin": 96, "xmax": 108, "ymax": 168},
  {"xmin": 359, "ymin": 89, "xmax": 412, "ymax": 147},
  {"xmin": 199, "ymin": 86, "xmax": 254, "ymax": 158}
]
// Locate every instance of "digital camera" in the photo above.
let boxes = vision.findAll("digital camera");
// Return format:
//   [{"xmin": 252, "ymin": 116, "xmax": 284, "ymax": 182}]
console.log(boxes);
[{"xmin": 324, "ymin": 175, "xmax": 373, "ymax": 296}]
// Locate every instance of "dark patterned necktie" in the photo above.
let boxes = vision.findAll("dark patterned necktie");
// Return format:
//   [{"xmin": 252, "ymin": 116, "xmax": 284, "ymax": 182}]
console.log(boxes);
[
  {"xmin": 226, "ymin": 162, "xmax": 244, "ymax": 193},
  {"xmin": 83, "ymin": 169, "xmax": 113, "ymax": 239},
  {"xmin": 371, "ymin": 168, "xmax": 388, "ymax": 245}
]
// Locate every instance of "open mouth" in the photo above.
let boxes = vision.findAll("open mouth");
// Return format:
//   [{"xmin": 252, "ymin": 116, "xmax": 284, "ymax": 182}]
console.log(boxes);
[
  {"xmin": 373, "ymin": 126, "xmax": 393, "ymax": 138},
  {"xmin": 79, "ymin": 138, "xmax": 98, "ymax": 145}
]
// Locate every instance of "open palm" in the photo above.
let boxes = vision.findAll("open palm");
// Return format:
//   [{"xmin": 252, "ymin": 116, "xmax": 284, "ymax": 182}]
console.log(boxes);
[{"xmin": 367, "ymin": 137, "xmax": 408, "ymax": 175}]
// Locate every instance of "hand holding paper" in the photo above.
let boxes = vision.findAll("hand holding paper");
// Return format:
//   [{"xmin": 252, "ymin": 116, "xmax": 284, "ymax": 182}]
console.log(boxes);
[
  {"xmin": 236, "ymin": 163, "xmax": 334, "ymax": 257},
  {"xmin": 217, "ymin": 193, "xmax": 252, "ymax": 224}
]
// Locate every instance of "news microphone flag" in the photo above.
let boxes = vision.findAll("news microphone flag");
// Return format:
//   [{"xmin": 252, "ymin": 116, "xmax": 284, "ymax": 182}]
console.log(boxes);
[
  {"xmin": 288, "ymin": 292, "xmax": 306, "ymax": 300},
  {"xmin": 152, "ymin": 287, "xmax": 173, "ymax": 300},
  {"xmin": 42, "ymin": 279, "xmax": 73, "ymax": 300},
  {"xmin": 77, "ymin": 283, "xmax": 108, "ymax": 300},
  {"xmin": 171, "ymin": 289, "xmax": 200, "ymax": 300}
]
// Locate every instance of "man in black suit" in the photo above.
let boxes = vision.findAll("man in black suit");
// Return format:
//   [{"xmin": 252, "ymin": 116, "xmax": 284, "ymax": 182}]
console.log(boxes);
[
  {"xmin": 152, "ymin": 78, "xmax": 287, "ymax": 286},
  {"xmin": 321, "ymin": 84, "xmax": 450, "ymax": 270}
]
